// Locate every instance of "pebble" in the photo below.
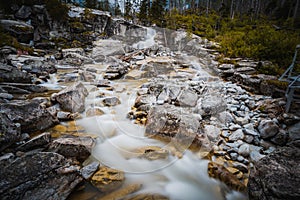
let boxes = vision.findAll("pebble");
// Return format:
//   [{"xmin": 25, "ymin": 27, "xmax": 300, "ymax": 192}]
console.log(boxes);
[
  {"xmin": 230, "ymin": 153, "xmax": 238, "ymax": 160},
  {"xmin": 238, "ymin": 143, "xmax": 250, "ymax": 157},
  {"xmin": 229, "ymin": 124, "xmax": 241, "ymax": 131},
  {"xmin": 228, "ymin": 129, "xmax": 244, "ymax": 141}
]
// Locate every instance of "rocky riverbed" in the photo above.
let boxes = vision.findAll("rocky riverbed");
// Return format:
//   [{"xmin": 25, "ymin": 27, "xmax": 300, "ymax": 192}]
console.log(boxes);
[{"xmin": 1, "ymin": 4, "xmax": 300, "ymax": 200}]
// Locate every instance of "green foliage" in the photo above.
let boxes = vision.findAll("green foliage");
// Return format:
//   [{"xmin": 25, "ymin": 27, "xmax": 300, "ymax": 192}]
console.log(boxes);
[{"xmin": 0, "ymin": 27, "xmax": 33, "ymax": 53}]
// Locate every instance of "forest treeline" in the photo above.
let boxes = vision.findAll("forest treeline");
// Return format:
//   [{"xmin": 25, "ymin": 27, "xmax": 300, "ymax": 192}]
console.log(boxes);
[{"xmin": 1, "ymin": 0, "xmax": 300, "ymax": 74}]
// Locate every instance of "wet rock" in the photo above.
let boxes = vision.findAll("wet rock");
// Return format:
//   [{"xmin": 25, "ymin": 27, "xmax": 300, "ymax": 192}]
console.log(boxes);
[
  {"xmin": 92, "ymin": 39, "xmax": 125, "ymax": 58},
  {"xmin": 0, "ymin": 112, "xmax": 21, "ymax": 152},
  {"xmin": 22, "ymin": 60, "xmax": 57, "ymax": 76},
  {"xmin": 288, "ymin": 122, "xmax": 300, "ymax": 142},
  {"xmin": 17, "ymin": 132, "xmax": 51, "ymax": 152},
  {"xmin": 86, "ymin": 107, "xmax": 105, "ymax": 117},
  {"xmin": 0, "ymin": 152, "xmax": 82, "ymax": 200},
  {"xmin": 145, "ymin": 105, "xmax": 207, "ymax": 149},
  {"xmin": 48, "ymin": 136, "xmax": 95, "ymax": 162},
  {"xmin": 103, "ymin": 64, "xmax": 128, "ymax": 80},
  {"xmin": 0, "ymin": 101, "xmax": 58, "ymax": 134},
  {"xmin": 52, "ymin": 82, "xmax": 88, "ymax": 113},
  {"xmin": 175, "ymin": 88, "xmax": 198, "ymax": 107},
  {"xmin": 258, "ymin": 119, "xmax": 279, "ymax": 139},
  {"xmin": 91, "ymin": 166, "xmax": 125, "ymax": 193},
  {"xmin": 0, "ymin": 64, "xmax": 32, "ymax": 83},
  {"xmin": 133, "ymin": 146, "xmax": 169, "ymax": 160},
  {"xmin": 0, "ymin": 83, "xmax": 47, "ymax": 93},
  {"xmin": 248, "ymin": 146, "xmax": 300, "ymax": 200},
  {"xmin": 123, "ymin": 193, "xmax": 169, "ymax": 200},
  {"xmin": 208, "ymin": 162, "xmax": 246, "ymax": 192},
  {"xmin": 100, "ymin": 184, "xmax": 143, "ymax": 200},
  {"xmin": 57, "ymin": 111, "xmax": 79, "ymax": 120},
  {"xmin": 80, "ymin": 161, "xmax": 100, "ymax": 180},
  {"xmin": 103, "ymin": 96, "xmax": 121, "ymax": 106}
]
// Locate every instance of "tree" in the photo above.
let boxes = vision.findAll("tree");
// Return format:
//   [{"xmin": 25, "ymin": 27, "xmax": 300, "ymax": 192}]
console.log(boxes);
[
  {"xmin": 84, "ymin": 0, "xmax": 97, "ymax": 9},
  {"xmin": 149, "ymin": 0, "xmax": 166, "ymax": 25},
  {"xmin": 138, "ymin": 0, "xmax": 149, "ymax": 24},
  {"xmin": 124, "ymin": 0, "xmax": 132, "ymax": 19}
]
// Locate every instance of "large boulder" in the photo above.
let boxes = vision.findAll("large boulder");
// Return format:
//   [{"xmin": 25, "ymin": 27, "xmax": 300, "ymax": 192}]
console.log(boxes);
[
  {"xmin": 196, "ymin": 94, "xmax": 227, "ymax": 116},
  {"xmin": 51, "ymin": 82, "xmax": 88, "ymax": 113},
  {"xmin": 258, "ymin": 119, "xmax": 279, "ymax": 139},
  {"xmin": 0, "ymin": 112, "xmax": 22, "ymax": 152},
  {"xmin": 48, "ymin": 136, "xmax": 95, "ymax": 162},
  {"xmin": 0, "ymin": 152, "xmax": 82, "ymax": 200},
  {"xmin": 0, "ymin": 20, "xmax": 34, "ymax": 43},
  {"xmin": 0, "ymin": 64, "xmax": 32, "ymax": 83},
  {"xmin": 145, "ymin": 105, "xmax": 210, "ymax": 150},
  {"xmin": 0, "ymin": 101, "xmax": 58, "ymax": 134},
  {"xmin": 248, "ymin": 146, "xmax": 300, "ymax": 199}
]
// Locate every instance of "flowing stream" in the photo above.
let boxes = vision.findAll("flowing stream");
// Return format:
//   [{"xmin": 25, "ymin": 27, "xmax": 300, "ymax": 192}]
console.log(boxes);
[{"xmin": 48, "ymin": 27, "xmax": 247, "ymax": 200}]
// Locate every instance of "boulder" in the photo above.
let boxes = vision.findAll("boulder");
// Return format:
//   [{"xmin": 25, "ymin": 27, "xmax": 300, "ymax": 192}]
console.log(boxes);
[
  {"xmin": 248, "ymin": 146, "xmax": 300, "ymax": 199},
  {"xmin": 208, "ymin": 162, "xmax": 246, "ymax": 192},
  {"xmin": 52, "ymin": 82, "xmax": 88, "ymax": 113},
  {"xmin": 92, "ymin": 39, "xmax": 125, "ymax": 58},
  {"xmin": 175, "ymin": 88, "xmax": 198, "ymax": 107},
  {"xmin": 0, "ymin": 101, "xmax": 58, "ymax": 134},
  {"xmin": 0, "ymin": 20, "xmax": 34, "ymax": 43},
  {"xmin": 0, "ymin": 152, "xmax": 82, "ymax": 200},
  {"xmin": 103, "ymin": 96, "xmax": 121, "ymax": 106},
  {"xmin": 91, "ymin": 166, "xmax": 125, "ymax": 193},
  {"xmin": 48, "ymin": 136, "xmax": 95, "ymax": 162},
  {"xmin": 0, "ymin": 112, "xmax": 22, "ymax": 152},
  {"xmin": 15, "ymin": 5, "xmax": 32, "ymax": 20},
  {"xmin": 0, "ymin": 64, "xmax": 32, "ymax": 83},
  {"xmin": 22, "ymin": 60, "xmax": 57, "ymax": 76},
  {"xmin": 197, "ymin": 95, "xmax": 227, "ymax": 116},
  {"xmin": 258, "ymin": 119, "xmax": 279, "ymax": 139},
  {"xmin": 17, "ymin": 132, "xmax": 51, "ymax": 152},
  {"xmin": 145, "ymin": 105, "xmax": 209, "ymax": 150},
  {"xmin": 103, "ymin": 64, "xmax": 128, "ymax": 80}
]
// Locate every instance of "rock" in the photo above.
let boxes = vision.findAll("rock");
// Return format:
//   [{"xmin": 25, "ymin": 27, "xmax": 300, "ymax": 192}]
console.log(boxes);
[
  {"xmin": 0, "ymin": 152, "xmax": 82, "ymax": 199},
  {"xmin": 228, "ymin": 129, "xmax": 244, "ymax": 142},
  {"xmin": 133, "ymin": 146, "xmax": 169, "ymax": 160},
  {"xmin": 0, "ymin": 112, "xmax": 21, "ymax": 152},
  {"xmin": 145, "ymin": 105, "xmax": 207, "ymax": 150},
  {"xmin": 0, "ymin": 20, "xmax": 34, "ymax": 43},
  {"xmin": 204, "ymin": 125, "xmax": 220, "ymax": 142},
  {"xmin": 0, "ymin": 101, "xmax": 58, "ymax": 134},
  {"xmin": 123, "ymin": 193, "xmax": 169, "ymax": 200},
  {"xmin": 52, "ymin": 82, "xmax": 88, "ymax": 113},
  {"xmin": 229, "ymin": 124, "xmax": 241, "ymax": 131},
  {"xmin": 248, "ymin": 146, "xmax": 300, "ymax": 199},
  {"xmin": 288, "ymin": 122, "xmax": 300, "ymax": 142},
  {"xmin": 238, "ymin": 143, "xmax": 250, "ymax": 157},
  {"xmin": 197, "ymin": 95, "xmax": 227, "ymax": 116},
  {"xmin": 86, "ymin": 107, "xmax": 105, "ymax": 117},
  {"xmin": 175, "ymin": 88, "xmax": 198, "ymax": 107},
  {"xmin": 22, "ymin": 60, "xmax": 57, "ymax": 76},
  {"xmin": 80, "ymin": 161, "xmax": 100, "ymax": 180},
  {"xmin": 91, "ymin": 166, "xmax": 125, "ymax": 193},
  {"xmin": 208, "ymin": 162, "xmax": 246, "ymax": 192},
  {"xmin": 235, "ymin": 116, "xmax": 249, "ymax": 126},
  {"xmin": 271, "ymin": 129, "xmax": 288, "ymax": 146},
  {"xmin": 103, "ymin": 64, "xmax": 128, "ymax": 80},
  {"xmin": 0, "ymin": 93, "xmax": 13, "ymax": 100},
  {"xmin": 231, "ymin": 161, "xmax": 248, "ymax": 173},
  {"xmin": 258, "ymin": 119, "xmax": 279, "ymax": 139},
  {"xmin": 17, "ymin": 132, "xmax": 51, "ymax": 152},
  {"xmin": 103, "ymin": 96, "xmax": 121, "ymax": 106},
  {"xmin": 100, "ymin": 184, "xmax": 143, "ymax": 200},
  {"xmin": 0, "ymin": 64, "xmax": 32, "ymax": 83},
  {"xmin": 57, "ymin": 111, "xmax": 78, "ymax": 120},
  {"xmin": 48, "ymin": 136, "xmax": 95, "ymax": 162},
  {"xmin": 15, "ymin": 5, "xmax": 32, "ymax": 19},
  {"xmin": 92, "ymin": 39, "xmax": 125, "ymax": 58}
]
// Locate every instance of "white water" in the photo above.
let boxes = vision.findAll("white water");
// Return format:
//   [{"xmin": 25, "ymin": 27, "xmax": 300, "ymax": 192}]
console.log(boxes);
[
  {"xmin": 53, "ymin": 27, "xmax": 248, "ymax": 199},
  {"xmin": 132, "ymin": 27, "xmax": 157, "ymax": 49}
]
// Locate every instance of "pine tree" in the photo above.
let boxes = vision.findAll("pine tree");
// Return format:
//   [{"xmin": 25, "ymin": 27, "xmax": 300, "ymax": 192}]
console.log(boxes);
[
  {"xmin": 124, "ymin": 0, "xmax": 132, "ymax": 19},
  {"xmin": 149, "ymin": 0, "xmax": 166, "ymax": 25},
  {"xmin": 138, "ymin": 0, "xmax": 149, "ymax": 25}
]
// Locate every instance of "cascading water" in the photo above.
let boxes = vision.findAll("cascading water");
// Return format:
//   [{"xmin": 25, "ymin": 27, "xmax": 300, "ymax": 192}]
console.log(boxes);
[{"xmin": 65, "ymin": 27, "xmax": 248, "ymax": 199}]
